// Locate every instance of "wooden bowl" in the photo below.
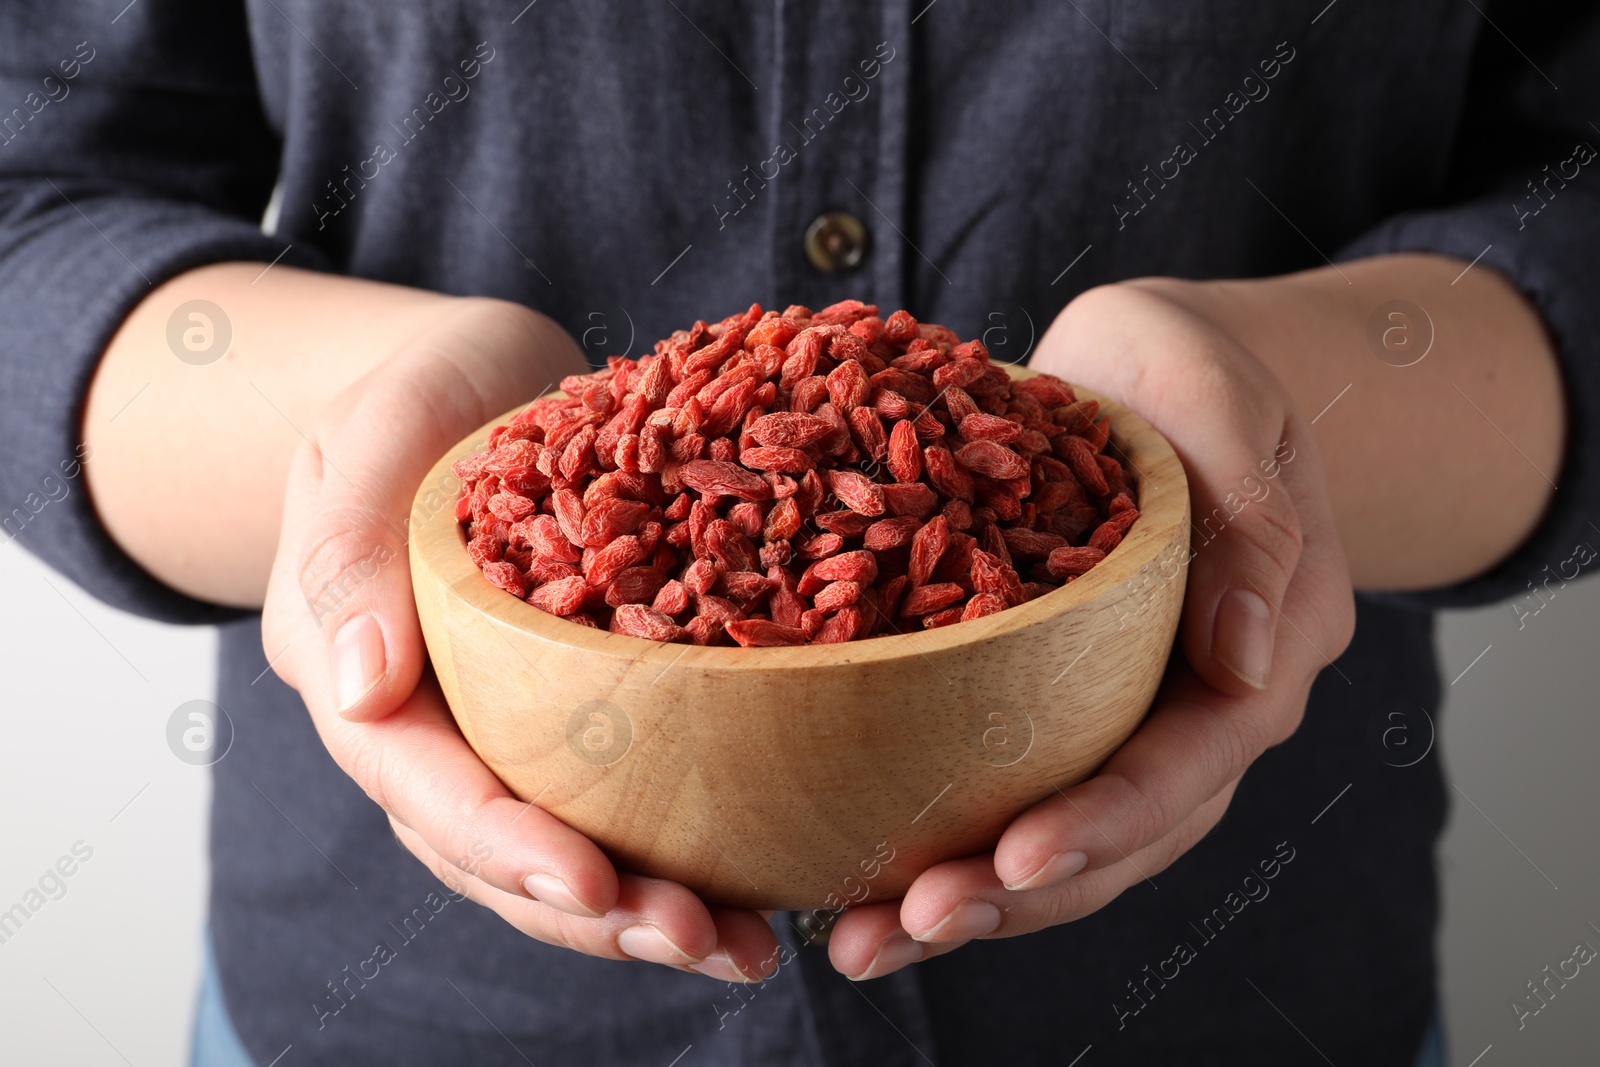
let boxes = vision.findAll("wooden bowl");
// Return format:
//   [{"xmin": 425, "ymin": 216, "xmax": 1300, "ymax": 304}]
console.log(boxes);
[{"xmin": 410, "ymin": 367, "xmax": 1189, "ymax": 910}]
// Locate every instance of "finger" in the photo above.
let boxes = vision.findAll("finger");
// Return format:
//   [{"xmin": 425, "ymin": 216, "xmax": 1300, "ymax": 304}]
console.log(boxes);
[
  {"xmin": 1033, "ymin": 291, "xmax": 1307, "ymax": 694},
  {"xmin": 1264, "ymin": 420, "xmax": 1358, "ymax": 671},
  {"xmin": 267, "ymin": 302, "xmax": 577, "ymax": 723},
  {"xmin": 1180, "ymin": 409, "xmax": 1352, "ymax": 706},
  {"xmin": 905, "ymin": 782, "xmax": 1239, "ymax": 947},
  {"xmin": 1160, "ymin": 390, "xmax": 1304, "ymax": 697},
  {"xmin": 394, "ymin": 820, "xmax": 719, "ymax": 965},
  {"xmin": 825, "ymin": 901, "xmax": 966, "ymax": 981},
  {"xmin": 990, "ymin": 665, "xmax": 1313, "ymax": 892},
  {"xmin": 679, "ymin": 907, "xmax": 786, "ymax": 983},
  {"xmin": 314, "ymin": 673, "xmax": 622, "ymax": 916}
]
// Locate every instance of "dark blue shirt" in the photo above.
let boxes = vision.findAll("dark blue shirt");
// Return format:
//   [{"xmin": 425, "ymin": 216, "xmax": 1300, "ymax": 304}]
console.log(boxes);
[{"xmin": 4, "ymin": 1, "xmax": 1599, "ymax": 1063}]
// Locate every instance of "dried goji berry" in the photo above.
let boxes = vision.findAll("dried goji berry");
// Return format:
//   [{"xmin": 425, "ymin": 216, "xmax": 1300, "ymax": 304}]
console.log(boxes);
[
  {"xmin": 862, "ymin": 515, "xmax": 923, "ymax": 551},
  {"xmin": 848, "ymin": 406, "xmax": 888, "ymax": 462},
  {"xmin": 679, "ymin": 459, "xmax": 772, "ymax": 501},
  {"xmin": 799, "ymin": 607, "xmax": 826, "ymax": 639},
  {"xmin": 768, "ymin": 566, "xmax": 806, "ymax": 627},
  {"xmin": 457, "ymin": 303, "xmax": 1137, "ymax": 644},
  {"xmin": 718, "ymin": 570, "xmax": 773, "ymax": 603},
  {"xmin": 923, "ymin": 445, "xmax": 975, "ymax": 502},
  {"xmin": 813, "ymin": 606, "xmax": 864, "ymax": 644},
  {"xmin": 795, "ymin": 532, "xmax": 845, "ymax": 559},
  {"xmin": 999, "ymin": 528, "xmax": 1069, "ymax": 560},
  {"xmin": 749, "ymin": 411, "xmax": 833, "ymax": 449},
  {"xmin": 1087, "ymin": 521, "xmax": 1123, "ymax": 555},
  {"xmin": 740, "ymin": 446, "xmax": 814, "ymax": 474},
  {"xmin": 825, "ymin": 359, "xmax": 871, "ymax": 412},
  {"xmin": 887, "ymin": 419, "xmax": 923, "ymax": 483},
  {"xmin": 970, "ymin": 548, "xmax": 1025, "ymax": 607},
  {"xmin": 584, "ymin": 535, "xmax": 647, "ymax": 588},
  {"xmin": 488, "ymin": 491, "xmax": 537, "ymax": 523},
  {"xmin": 909, "ymin": 515, "xmax": 950, "ymax": 586},
  {"xmin": 812, "ymin": 550, "xmax": 879, "ymax": 585},
  {"xmin": 763, "ymin": 497, "xmax": 803, "ymax": 542},
  {"xmin": 814, "ymin": 509, "xmax": 876, "ymax": 537},
  {"xmin": 873, "ymin": 388, "xmax": 912, "ymax": 421},
  {"xmin": 902, "ymin": 582, "xmax": 966, "ymax": 616},
  {"xmin": 467, "ymin": 534, "xmax": 504, "ymax": 568},
  {"xmin": 611, "ymin": 604, "xmax": 685, "ymax": 642},
  {"xmin": 813, "ymin": 580, "xmax": 862, "ymax": 613},
  {"xmin": 579, "ymin": 497, "xmax": 650, "ymax": 548},
  {"xmin": 955, "ymin": 439, "xmax": 1029, "ymax": 480},
  {"xmin": 725, "ymin": 619, "xmax": 807, "ymax": 647},
  {"xmin": 704, "ymin": 519, "xmax": 759, "ymax": 572},
  {"xmin": 682, "ymin": 557, "xmax": 722, "ymax": 596},
  {"xmin": 527, "ymin": 575, "xmax": 588, "ymax": 616},
  {"xmin": 694, "ymin": 592, "xmax": 742, "ymax": 626},
  {"xmin": 883, "ymin": 481, "xmax": 939, "ymax": 519},
  {"xmin": 1096, "ymin": 451, "xmax": 1129, "ymax": 496},
  {"xmin": 481, "ymin": 561, "xmax": 526, "ymax": 598},
  {"xmin": 1046, "ymin": 545, "xmax": 1106, "ymax": 580},
  {"xmin": 551, "ymin": 488, "xmax": 586, "ymax": 547},
  {"xmin": 960, "ymin": 593, "xmax": 1006, "ymax": 621},
  {"xmin": 825, "ymin": 469, "xmax": 886, "ymax": 517},
  {"xmin": 1060, "ymin": 435, "xmax": 1110, "ymax": 496},
  {"xmin": 883, "ymin": 309, "xmax": 918, "ymax": 345},
  {"xmin": 652, "ymin": 579, "xmax": 691, "ymax": 616},
  {"xmin": 957, "ymin": 412, "xmax": 1022, "ymax": 445},
  {"xmin": 726, "ymin": 501, "xmax": 765, "ymax": 539},
  {"xmin": 605, "ymin": 566, "xmax": 668, "ymax": 606},
  {"xmin": 526, "ymin": 558, "xmax": 581, "ymax": 585},
  {"xmin": 932, "ymin": 358, "xmax": 986, "ymax": 390},
  {"xmin": 941, "ymin": 498, "xmax": 973, "ymax": 531}
]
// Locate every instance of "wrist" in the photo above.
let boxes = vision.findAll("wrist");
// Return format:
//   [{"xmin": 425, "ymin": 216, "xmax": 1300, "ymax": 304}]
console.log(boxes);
[
  {"xmin": 383, "ymin": 297, "xmax": 588, "ymax": 428},
  {"xmin": 1106, "ymin": 258, "xmax": 1563, "ymax": 589}
]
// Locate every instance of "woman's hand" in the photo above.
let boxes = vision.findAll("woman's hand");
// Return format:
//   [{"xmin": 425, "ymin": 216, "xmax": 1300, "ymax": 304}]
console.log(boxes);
[
  {"xmin": 825, "ymin": 280, "xmax": 1357, "ymax": 980},
  {"xmin": 259, "ymin": 298, "xmax": 780, "ymax": 982}
]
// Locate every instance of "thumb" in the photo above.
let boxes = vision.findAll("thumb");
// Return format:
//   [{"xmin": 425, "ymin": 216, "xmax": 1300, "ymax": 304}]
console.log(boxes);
[
  {"xmin": 1177, "ymin": 433, "xmax": 1303, "ymax": 695},
  {"xmin": 269, "ymin": 301, "xmax": 578, "ymax": 722}
]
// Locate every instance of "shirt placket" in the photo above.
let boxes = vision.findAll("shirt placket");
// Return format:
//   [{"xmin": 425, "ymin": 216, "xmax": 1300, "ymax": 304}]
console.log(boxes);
[
  {"xmin": 766, "ymin": 0, "xmax": 912, "ymax": 316},
  {"xmin": 763, "ymin": 7, "xmax": 938, "ymax": 1061}
]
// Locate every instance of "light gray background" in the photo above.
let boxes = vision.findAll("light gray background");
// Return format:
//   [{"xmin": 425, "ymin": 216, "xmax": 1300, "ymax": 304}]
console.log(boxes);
[{"xmin": 1, "ymin": 538, "xmax": 1596, "ymax": 1064}]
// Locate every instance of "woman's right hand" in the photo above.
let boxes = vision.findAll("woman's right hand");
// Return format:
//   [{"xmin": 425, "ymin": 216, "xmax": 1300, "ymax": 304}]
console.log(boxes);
[{"xmin": 259, "ymin": 298, "xmax": 779, "ymax": 982}]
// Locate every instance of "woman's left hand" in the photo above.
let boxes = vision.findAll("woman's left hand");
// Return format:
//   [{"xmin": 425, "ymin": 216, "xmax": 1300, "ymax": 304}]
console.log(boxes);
[{"xmin": 825, "ymin": 280, "xmax": 1357, "ymax": 980}]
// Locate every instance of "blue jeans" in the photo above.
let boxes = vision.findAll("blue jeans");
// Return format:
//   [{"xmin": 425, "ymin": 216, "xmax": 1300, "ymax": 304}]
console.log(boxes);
[
  {"xmin": 191, "ymin": 938, "xmax": 256, "ymax": 1067},
  {"xmin": 191, "ymin": 936, "xmax": 1448, "ymax": 1066},
  {"xmin": 1414, "ymin": 1006, "xmax": 1447, "ymax": 1067}
]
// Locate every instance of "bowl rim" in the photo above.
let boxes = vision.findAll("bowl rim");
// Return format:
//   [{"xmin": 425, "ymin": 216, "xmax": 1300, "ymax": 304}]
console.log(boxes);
[{"xmin": 410, "ymin": 368, "xmax": 1189, "ymax": 673}]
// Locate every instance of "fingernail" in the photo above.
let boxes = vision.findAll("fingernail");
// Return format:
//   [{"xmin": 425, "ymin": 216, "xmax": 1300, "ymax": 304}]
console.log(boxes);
[
  {"xmin": 911, "ymin": 899, "xmax": 1002, "ymax": 944},
  {"xmin": 618, "ymin": 924, "xmax": 701, "ymax": 966},
  {"xmin": 1003, "ymin": 850, "xmax": 1089, "ymax": 892},
  {"xmin": 522, "ymin": 872, "xmax": 604, "ymax": 918},
  {"xmin": 1212, "ymin": 588, "xmax": 1274, "ymax": 689},
  {"xmin": 333, "ymin": 613, "xmax": 386, "ymax": 716},
  {"xmin": 689, "ymin": 950, "xmax": 757, "ymax": 983},
  {"xmin": 848, "ymin": 934, "xmax": 925, "ymax": 981}
]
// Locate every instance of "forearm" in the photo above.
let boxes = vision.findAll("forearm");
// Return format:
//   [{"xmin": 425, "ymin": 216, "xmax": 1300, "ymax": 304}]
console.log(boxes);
[
  {"xmin": 1137, "ymin": 254, "xmax": 1565, "ymax": 590},
  {"xmin": 82, "ymin": 264, "xmax": 553, "ymax": 608}
]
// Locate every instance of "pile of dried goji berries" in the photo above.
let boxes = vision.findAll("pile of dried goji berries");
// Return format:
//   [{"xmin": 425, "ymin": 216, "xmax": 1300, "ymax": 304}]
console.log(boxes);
[{"xmin": 452, "ymin": 301, "xmax": 1138, "ymax": 646}]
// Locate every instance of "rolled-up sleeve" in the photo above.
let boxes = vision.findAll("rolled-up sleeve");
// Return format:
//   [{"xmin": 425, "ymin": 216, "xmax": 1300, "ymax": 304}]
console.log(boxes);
[
  {"xmin": 1336, "ymin": 2, "xmax": 1600, "ymax": 611},
  {"xmin": 0, "ymin": 1, "xmax": 327, "ymax": 623}
]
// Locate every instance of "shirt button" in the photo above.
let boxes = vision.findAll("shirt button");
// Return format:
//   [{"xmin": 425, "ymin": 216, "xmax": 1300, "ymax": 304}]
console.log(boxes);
[{"xmin": 804, "ymin": 211, "xmax": 869, "ymax": 273}]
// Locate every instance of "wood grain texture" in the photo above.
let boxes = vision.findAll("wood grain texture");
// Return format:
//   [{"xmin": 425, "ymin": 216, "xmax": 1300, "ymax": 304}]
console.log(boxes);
[{"xmin": 410, "ymin": 365, "xmax": 1189, "ymax": 909}]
